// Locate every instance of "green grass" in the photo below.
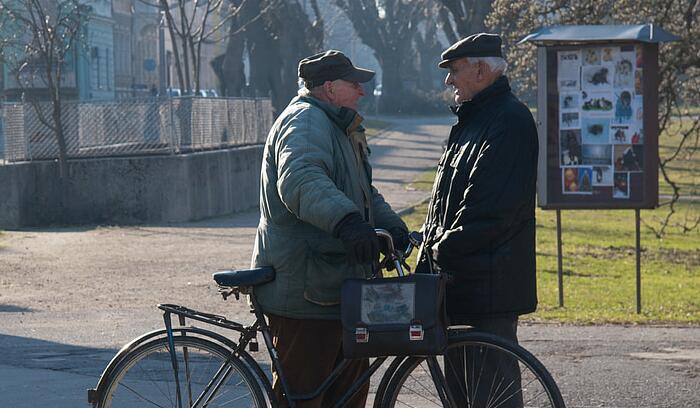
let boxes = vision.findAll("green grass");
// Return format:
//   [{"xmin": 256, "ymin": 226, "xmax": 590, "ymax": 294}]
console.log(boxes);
[
  {"xmin": 401, "ymin": 200, "xmax": 699, "ymax": 325},
  {"xmin": 531, "ymin": 204, "xmax": 699, "ymax": 324},
  {"xmin": 364, "ymin": 119, "xmax": 392, "ymax": 138},
  {"xmin": 409, "ymin": 168, "xmax": 438, "ymax": 192},
  {"xmin": 400, "ymin": 122, "xmax": 700, "ymax": 325}
]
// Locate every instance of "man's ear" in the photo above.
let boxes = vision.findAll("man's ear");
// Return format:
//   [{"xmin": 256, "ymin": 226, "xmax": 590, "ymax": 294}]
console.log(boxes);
[{"xmin": 323, "ymin": 80, "xmax": 334, "ymax": 96}]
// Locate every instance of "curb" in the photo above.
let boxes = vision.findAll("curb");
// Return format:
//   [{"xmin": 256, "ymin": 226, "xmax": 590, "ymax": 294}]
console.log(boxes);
[{"xmin": 396, "ymin": 196, "xmax": 431, "ymax": 217}]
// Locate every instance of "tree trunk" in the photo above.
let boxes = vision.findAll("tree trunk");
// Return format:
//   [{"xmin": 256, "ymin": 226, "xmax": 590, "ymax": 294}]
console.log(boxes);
[
  {"xmin": 161, "ymin": 1, "xmax": 186, "ymax": 94},
  {"xmin": 378, "ymin": 52, "xmax": 404, "ymax": 114},
  {"xmin": 216, "ymin": 0, "xmax": 247, "ymax": 96},
  {"xmin": 46, "ymin": 59, "xmax": 69, "ymax": 180}
]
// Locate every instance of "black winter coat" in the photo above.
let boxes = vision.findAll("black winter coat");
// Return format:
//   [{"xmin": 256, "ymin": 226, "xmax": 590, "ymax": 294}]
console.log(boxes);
[{"xmin": 419, "ymin": 76, "xmax": 538, "ymax": 320}]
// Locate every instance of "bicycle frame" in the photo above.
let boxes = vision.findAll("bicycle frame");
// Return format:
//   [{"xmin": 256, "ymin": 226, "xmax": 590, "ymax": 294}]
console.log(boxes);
[
  {"xmin": 156, "ymin": 297, "xmax": 395, "ymax": 408},
  {"xmin": 91, "ymin": 226, "xmax": 562, "ymax": 408},
  {"xmin": 90, "ymin": 229, "xmax": 453, "ymax": 408}
]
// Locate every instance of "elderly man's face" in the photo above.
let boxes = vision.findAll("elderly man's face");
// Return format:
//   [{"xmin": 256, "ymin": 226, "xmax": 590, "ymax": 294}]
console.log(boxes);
[
  {"xmin": 328, "ymin": 79, "xmax": 365, "ymax": 111},
  {"xmin": 445, "ymin": 58, "xmax": 482, "ymax": 104}
]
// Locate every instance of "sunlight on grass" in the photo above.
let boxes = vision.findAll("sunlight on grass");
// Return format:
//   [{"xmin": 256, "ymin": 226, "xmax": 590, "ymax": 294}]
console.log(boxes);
[
  {"xmin": 401, "ymin": 163, "xmax": 699, "ymax": 325},
  {"xmin": 364, "ymin": 119, "xmax": 392, "ymax": 138}
]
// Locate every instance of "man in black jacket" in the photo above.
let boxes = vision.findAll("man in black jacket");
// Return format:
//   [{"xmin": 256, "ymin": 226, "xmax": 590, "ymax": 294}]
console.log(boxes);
[{"xmin": 418, "ymin": 33, "xmax": 538, "ymax": 407}]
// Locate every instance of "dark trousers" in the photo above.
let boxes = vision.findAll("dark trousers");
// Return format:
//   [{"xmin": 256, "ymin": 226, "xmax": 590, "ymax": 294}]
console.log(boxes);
[
  {"xmin": 444, "ymin": 316, "xmax": 523, "ymax": 408},
  {"xmin": 267, "ymin": 314, "xmax": 369, "ymax": 408}
]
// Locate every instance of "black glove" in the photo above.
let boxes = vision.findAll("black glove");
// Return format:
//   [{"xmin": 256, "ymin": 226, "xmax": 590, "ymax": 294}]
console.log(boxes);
[
  {"xmin": 389, "ymin": 227, "xmax": 410, "ymax": 253},
  {"xmin": 333, "ymin": 212, "xmax": 379, "ymax": 265}
]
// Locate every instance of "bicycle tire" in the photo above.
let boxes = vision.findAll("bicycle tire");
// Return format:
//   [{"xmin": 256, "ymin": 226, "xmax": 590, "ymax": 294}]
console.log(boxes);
[
  {"xmin": 96, "ymin": 334, "xmax": 267, "ymax": 408},
  {"xmin": 372, "ymin": 356, "xmax": 408, "ymax": 408},
  {"xmin": 381, "ymin": 330, "xmax": 565, "ymax": 408}
]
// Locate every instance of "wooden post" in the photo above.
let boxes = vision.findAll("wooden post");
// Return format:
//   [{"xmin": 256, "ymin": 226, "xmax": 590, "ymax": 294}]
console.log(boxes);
[
  {"xmin": 635, "ymin": 209, "xmax": 642, "ymax": 314},
  {"xmin": 556, "ymin": 209, "xmax": 564, "ymax": 307}
]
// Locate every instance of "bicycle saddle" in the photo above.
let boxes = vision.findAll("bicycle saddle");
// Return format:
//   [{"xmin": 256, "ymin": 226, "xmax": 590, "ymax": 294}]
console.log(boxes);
[{"xmin": 213, "ymin": 266, "xmax": 275, "ymax": 288}]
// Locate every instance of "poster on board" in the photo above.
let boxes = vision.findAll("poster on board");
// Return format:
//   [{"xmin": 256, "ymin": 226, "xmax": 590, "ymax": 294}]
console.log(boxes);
[{"xmin": 556, "ymin": 45, "xmax": 645, "ymax": 200}]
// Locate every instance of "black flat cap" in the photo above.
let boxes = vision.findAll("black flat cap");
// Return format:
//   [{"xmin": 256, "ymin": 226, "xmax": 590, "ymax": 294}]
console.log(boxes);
[
  {"xmin": 438, "ymin": 33, "xmax": 503, "ymax": 68},
  {"xmin": 298, "ymin": 50, "xmax": 375, "ymax": 88}
]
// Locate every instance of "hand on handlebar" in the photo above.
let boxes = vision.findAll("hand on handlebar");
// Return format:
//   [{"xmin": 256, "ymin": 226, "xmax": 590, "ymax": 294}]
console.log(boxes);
[
  {"xmin": 334, "ymin": 213, "xmax": 380, "ymax": 265},
  {"xmin": 375, "ymin": 229, "xmax": 423, "ymax": 275},
  {"xmin": 381, "ymin": 227, "xmax": 409, "ymax": 271}
]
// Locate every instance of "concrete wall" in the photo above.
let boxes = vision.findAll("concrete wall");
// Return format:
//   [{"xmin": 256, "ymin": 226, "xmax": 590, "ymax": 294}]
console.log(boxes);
[{"xmin": 0, "ymin": 146, "xmax": 263, "ymax": 227}]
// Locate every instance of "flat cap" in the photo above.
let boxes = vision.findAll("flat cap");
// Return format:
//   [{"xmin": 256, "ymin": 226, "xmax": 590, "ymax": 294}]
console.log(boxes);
[
  {"xmin": 438, "ymin": 33, "xmax": 503, "ymax": 68},
  {"xmin": 298, "ymin": 50, "xmax": 375, "ymax": 88}
]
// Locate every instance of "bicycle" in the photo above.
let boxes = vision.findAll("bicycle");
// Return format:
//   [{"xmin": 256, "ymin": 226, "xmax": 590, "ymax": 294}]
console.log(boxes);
[{"xmin": 88, "ymin": 230, "xmax": 565, "ymax": 407}]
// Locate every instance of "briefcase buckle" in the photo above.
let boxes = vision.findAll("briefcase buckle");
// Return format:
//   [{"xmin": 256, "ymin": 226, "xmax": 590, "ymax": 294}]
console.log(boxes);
[
  {"xmin": 355, "ymin": 327, "xmax": 369, "ymax": 343},
  {"xmin": 409, "ymin": 324, "xmax": 424, "ymax": 341}
]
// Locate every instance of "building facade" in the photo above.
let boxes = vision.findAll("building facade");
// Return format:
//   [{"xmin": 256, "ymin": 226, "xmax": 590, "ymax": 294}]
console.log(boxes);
[{"xmin": 1, "ymin": 0, "xmax": 224, "ymax": 101}]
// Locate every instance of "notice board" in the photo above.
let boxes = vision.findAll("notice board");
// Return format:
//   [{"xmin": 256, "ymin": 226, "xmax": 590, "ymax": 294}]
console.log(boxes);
[{"xmin": 535, "ymin": 43, "xmax": 659, "ymax": 209}]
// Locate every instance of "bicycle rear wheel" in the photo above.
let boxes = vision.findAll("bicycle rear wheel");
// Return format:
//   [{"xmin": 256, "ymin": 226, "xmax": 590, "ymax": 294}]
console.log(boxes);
[
  {"xmin": 382, "ymin": 331, "xmax": 565, "ymax": 408},
  {"xmin": 97, "ymin": 334, "xmax": 266, "ymax": 407}
]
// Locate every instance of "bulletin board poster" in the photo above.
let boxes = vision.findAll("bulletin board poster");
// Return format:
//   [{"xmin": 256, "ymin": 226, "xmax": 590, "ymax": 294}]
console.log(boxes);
[{"xmin": 542, "ymin": 43, "xmax": 659, "ymax": 209}]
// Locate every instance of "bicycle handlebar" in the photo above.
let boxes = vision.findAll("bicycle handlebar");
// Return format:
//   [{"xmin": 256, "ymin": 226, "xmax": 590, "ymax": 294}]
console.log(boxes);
[{"xmin": 374, "ymin": 229, "xmax": 423, "ymax": 277}]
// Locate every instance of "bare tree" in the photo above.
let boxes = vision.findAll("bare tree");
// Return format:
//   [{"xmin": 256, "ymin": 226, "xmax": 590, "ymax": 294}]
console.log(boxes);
[
  {"xmin": 215, "ymin": 0, "xmax": 323, "ymax": 114},
  {"xmin": 436, "ymin": 0, "xmax": 494, "ymax": 43},
  {"xmin": 334, "ymin": 0, "xmax": 429, "ymax": 114},
  {"xmin": 0, "ymin": 0, "xmax": 87, "ymax": 178},
  {"xmin": 487, "ymin": 0, "xmax": 700, "ymax": 236},
  {"xmin": 139, "ymin": 0, "xmax": 259, "ymax": 94}
]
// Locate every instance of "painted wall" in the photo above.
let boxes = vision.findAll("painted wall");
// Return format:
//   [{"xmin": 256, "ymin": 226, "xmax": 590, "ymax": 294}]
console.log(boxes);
[{"xmin": 0, "ymin": 146, "xmax": 264, "ymax": 227}]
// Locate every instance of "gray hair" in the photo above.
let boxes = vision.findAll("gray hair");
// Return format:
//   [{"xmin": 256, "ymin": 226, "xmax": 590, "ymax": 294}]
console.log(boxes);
[
  {"xmin": 297, "ymin": 78, "xmax": 313, "ymax": 97},
  {"xmin": 298, "ymin": 86, "xmax": 312, "ymax": 97},
  {"xmin": 470, "ymin": 56, "xmax": 508, "ymax": 75}
]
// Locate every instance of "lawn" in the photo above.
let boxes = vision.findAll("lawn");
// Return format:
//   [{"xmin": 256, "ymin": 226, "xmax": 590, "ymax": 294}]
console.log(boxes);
[
  {"xmin": 399, "ymin": 114, "xmax": 699, "ymax": 325},
  {"xmin": 364, "ymin": 118, "xmax": 392, "ymax": 138},
  {"xmin": 658, "ymin": 117, "xmax": 700, "ymax": 197},
  {"xmin": 401, "ymin": 197, "xmax": 699, "ymax": 325}
]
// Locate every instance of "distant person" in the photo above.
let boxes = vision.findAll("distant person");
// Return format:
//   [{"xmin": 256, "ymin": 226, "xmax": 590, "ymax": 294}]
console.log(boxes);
[
  {"xmin": 150, "ymin": 84, "xmax": 158, "ymax": 97},
  {"xmin": 418, "ymin": 33, "xmax": 539, "ymax": 407},
  {"xmin": 251, "ymin": 50, "xmax": 408, "ymax": 407}
]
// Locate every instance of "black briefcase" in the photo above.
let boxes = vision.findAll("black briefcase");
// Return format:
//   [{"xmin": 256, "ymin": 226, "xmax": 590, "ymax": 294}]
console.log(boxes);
[{"xmin": 340, "ymin": 273, "xmax": 448, "ymax": 358}]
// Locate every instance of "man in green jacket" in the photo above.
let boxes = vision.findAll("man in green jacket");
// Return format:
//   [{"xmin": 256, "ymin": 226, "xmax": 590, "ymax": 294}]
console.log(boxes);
[{"xmin": 252, "ymin": 50, "xmax": 408, "ymax": 408}]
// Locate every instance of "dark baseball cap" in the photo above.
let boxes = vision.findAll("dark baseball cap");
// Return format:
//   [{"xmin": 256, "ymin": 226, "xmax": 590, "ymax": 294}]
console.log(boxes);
[
  {"xmin": 438, "ymin": 33, "xmax": 503, "ymax": 68},
  {"xmin": 298, "ymin": 50, "xmax": 375, "ymax": 88}
]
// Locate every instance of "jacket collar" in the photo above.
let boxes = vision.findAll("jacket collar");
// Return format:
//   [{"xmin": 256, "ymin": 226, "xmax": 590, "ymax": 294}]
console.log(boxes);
[
  {"xmin": 450, "ymin": 75, "xmax": 511, "ymax": 118},
  {"xmin": 297, "ymin": 95, "xmax": 364, "ymax": 135}
]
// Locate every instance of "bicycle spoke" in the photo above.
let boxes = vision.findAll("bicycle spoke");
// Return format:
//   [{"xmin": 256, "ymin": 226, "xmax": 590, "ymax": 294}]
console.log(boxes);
[
  {"xmin": 408, "ymin": 363, "xmax": 441, "ymax": 399},
  {"xmin": 385, "ymin": 333, "xmax": 563, "ymax": 408},
  {"xmin": 117, "ymin": 381, "xmax": 169, "ymax": 408},
  {"xmin": 100, "ymin": 335, "xmax": 264, "ymax": 408},
  {"xmin": 133, "ymin": 352, "xmax": 175, "ymax": 406}
]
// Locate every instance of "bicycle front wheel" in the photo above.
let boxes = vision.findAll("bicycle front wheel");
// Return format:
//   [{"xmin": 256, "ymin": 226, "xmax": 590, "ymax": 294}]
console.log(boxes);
[
  {"xmin": 97, "ymin": 334, "xmax": 266, "ymax": 408},
  {"xmin": 382, "ymin": 330, "xmax": 565, "ymax": 408}
]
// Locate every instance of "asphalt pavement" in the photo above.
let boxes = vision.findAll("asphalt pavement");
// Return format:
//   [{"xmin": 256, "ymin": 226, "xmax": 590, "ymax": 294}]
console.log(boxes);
[{"xmin": 0, "ymin": 115, "xmax": 698, "ymax": 407}]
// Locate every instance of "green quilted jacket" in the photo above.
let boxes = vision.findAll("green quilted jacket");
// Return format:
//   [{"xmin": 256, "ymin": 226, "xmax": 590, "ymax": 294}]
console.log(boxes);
[{"xmin": 251, "ymin": 96, "xmax": 406, "ymax": 319}]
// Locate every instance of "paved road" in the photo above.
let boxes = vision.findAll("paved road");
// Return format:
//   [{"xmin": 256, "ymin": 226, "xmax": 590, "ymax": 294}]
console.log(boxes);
[{"xmin": 1, "ymin": 116, "xmax": 698, "ymax": 407}]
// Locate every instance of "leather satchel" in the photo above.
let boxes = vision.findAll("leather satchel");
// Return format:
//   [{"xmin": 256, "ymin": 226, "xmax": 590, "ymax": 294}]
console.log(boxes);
[{"xmin": 340, "ymin": 273, "xmax": 448, "ymax": 358}]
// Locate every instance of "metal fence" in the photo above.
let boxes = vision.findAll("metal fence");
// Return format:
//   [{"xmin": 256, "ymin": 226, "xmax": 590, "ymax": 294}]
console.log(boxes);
[{"xmin": 0, "ymin": 96, "xmax": 273, "ymax": 163}]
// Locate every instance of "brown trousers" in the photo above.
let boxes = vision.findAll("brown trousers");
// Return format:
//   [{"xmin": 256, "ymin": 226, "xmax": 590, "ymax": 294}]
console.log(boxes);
[{"xmin": 267, "ymin": 314, "xmax": 369, "ymax": 408}]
